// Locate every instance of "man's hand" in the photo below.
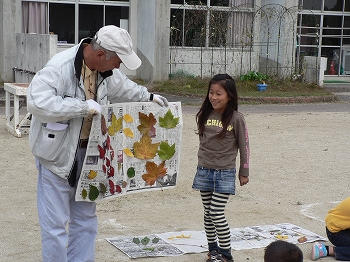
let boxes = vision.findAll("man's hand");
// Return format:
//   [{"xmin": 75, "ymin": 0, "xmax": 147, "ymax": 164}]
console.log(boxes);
[
  {"xmin": 86, "ymin": 99, "xmax": 102, "ymax": 115},
  {"xmin": 150, "ymin": 94, "xmax": 169, "ymax": 107}
]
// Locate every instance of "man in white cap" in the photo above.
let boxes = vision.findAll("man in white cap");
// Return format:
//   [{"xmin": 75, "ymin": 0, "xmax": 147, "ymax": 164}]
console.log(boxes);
[{"xmin": 27, "ymin": 25, "xmax": 168, "ymax": 261}]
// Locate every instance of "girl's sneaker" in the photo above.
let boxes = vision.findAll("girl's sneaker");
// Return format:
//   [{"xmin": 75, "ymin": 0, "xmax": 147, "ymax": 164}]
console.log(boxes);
[
  {"xmin": 311, "ymin": 242, "xmax": 327, "ymax": 260},
  {"xmin": 215, "ymin": 253, "xmax": 234, "ymax": 262},
  {"xmin": 206, "ymin": 250, "xmax": 218, "ymax": 262}
]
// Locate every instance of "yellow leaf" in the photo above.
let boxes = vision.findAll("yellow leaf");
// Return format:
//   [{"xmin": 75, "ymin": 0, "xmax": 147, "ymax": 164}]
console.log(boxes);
[
  {"xmin": 123, "ymin": 114, "xmax": 133, "ymax": 123},
  {"xmin": 142, "ymin": 161, "xmax": 167, "ymax": 186},
  {"xmin": 137, "ymin": 112, "xmax": 157, "ymax": 135},
  {"xmin": 87, "ymin": 170, "xmax": 98, "ymax": 180},
  {"xmin": 108, "ymin": 125, "xmax": 115, "ymax": 136},
  {"xmin": 111, "ymin": 112, "xmax": 122, "ymax": 132},
  {"xmin": 276, "ymin": 235, "xmax": 288, "ymax": 240},
  {"xmin": 133, "ymin": 134, "xmax": 160, "ymax": 160},
  {"xmin": 175, "ymin": 234, "xmax": 191, "ymax": 238},
  {"xmin": 124, "ymin": 148, "xmax": 134, "ymax": 157},
  {"xmin": 123, "ymin": 128, "xmax": 134, "ymax": 138}
]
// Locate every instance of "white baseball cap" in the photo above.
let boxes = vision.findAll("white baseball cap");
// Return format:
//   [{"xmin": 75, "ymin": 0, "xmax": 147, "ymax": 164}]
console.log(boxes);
[{"xmin": 94, "ymin": 25, "xmax": 141, "ymax": 70}]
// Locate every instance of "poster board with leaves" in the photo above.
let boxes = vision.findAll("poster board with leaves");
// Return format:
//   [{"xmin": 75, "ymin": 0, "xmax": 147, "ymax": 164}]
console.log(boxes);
[{"xmin": 75, "ymin": 102, "xmax": 182, "ymax": 202}]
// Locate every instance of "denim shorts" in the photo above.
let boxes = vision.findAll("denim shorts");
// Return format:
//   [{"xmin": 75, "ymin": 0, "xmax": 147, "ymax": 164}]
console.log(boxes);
[{"xmin": 192, "ymin": 166, "xmax": 236, "ymax": 194}]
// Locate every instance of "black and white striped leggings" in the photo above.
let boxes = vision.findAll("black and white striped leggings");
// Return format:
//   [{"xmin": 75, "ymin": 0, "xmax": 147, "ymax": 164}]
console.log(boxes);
[{"xmin": 200, "ymin": 191, "xmax": 231, "ymax": 250}]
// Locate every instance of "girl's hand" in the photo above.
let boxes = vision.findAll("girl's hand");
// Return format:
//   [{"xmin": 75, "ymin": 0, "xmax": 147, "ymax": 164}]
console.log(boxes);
[{"xmin": 239, "ymin": 175, "xmax": 249, "ymax": 186}]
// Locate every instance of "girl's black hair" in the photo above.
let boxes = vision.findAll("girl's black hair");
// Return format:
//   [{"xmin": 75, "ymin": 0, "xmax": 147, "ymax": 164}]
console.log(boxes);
[{"xmin": 196, "ymin": 73, "xmax": 238, "ymax": 138}]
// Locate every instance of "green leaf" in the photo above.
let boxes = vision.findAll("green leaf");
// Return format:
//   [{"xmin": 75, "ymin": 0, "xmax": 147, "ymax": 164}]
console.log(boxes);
[
  {"xmin": 141, "ymin": 236, "xmax": 150, "ymax": 245},
  {"xmin": 133, "ymin": 237, "xmax": 140, "ymax": 244},
  {"xmin": 100, "ymin": 183, "xmax": 107, "ymax": 194},
  {"xmin": 157, "ymin": 141, "xmax": 176, "ymax": 161},
  {"xmin": 82, "ymin": 188, "xmax": 87, "ymax": 200},
  {"xmin": 152, "ymin": 237, "xmax": 160, "ymax": 243},
  {"xmin": 88, "ymin": 185, "xmax": 100, "ymax": 201},
  {"xmin": 127, "ymin": 167, "xmax": 135, "ymax": 178},
  {"xmin": 159, "ymin": 109, "xmax": 179, "ymax": 129}
]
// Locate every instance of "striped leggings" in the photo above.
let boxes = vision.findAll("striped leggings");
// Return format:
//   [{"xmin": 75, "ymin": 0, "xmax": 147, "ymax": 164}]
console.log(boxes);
[{"xmin": 200, "ymin": 191, "xmax": 231, "ymax": 253}]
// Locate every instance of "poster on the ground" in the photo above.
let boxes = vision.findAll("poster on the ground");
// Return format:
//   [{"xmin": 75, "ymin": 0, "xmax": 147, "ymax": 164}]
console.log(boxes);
[
  {"xmin": 106, "ymin": 223, "xmax": 327, "ymax": 259},
  {"xmin": 75, "ymin": 102, "xmax": 182, "ymax": 202}
]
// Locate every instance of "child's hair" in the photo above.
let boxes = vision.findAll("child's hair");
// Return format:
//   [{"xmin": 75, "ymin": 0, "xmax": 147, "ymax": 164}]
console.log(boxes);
[
  {"xmin": 264, "ymin": 240, "xmax": 303, "ymax": 262},
  {"xmin": 196, "ymin": 73, "xmax": 238, "ymax": 138}
]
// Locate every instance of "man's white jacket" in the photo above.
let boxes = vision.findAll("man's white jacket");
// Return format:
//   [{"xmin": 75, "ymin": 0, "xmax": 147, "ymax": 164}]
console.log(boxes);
[{"xmin": 27, "ymin": 38, "xmax": 151, "ymax": 178}]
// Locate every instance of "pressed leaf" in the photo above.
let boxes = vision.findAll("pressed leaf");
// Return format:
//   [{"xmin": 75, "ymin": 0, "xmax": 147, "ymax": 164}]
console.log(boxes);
[
  {"xmin": 152, "ymin": 237, "xmax": 160, "ymax": 243},
  {"xmin": 133, "ymin": 134, "xmax": 160, "ymax": 160},
  {"xmin": 108, "ymin": 166, "xmax": 115, "ymax": 177},
  {"xmin": 133, "ymin": 237, "xmax": 140, "ymax": 244},
  {"xmin": 88, "ymin": 185, "xmax": 100, "ymax": 201},
  {"xmin": 123, "ymin": 127, "xmax": 134, "ymax": 138},
  {"xmin": 109, "ymin": 180, "xmax": 115, "ymax": 195},
  {"xmin": 159, "ymin": 109, "xmax": 179, "ymax": 129},
  {"xmin": 110, "ymin": 148, "xmax": 114, "ymax": 161},
  {"xmin": 87, "ymin": 170, "xmax": 98, "ymax": 180},
  {"xmin": 137, "ymin": 112, "xmax": 157, "ymax": 135},
  {"xmin": 141, "ymin": 236, "xmax": 150, "ymax": 245},
  {"xmin": 114, "ymin": 116, "xmax": 123, "ymax": 132},
  {"xmin": 122, "ymin": 180, "xmax": 128, "ymax": 188},
  {"xmin": 157, "ymin": 141, "xmax": 176, "ymax": 161},
  {"xmin": 105, "ymin": 135, "xmax": 110, "ymax": 149},
  {"xmin": 124, "ymin": 148, "xmax": 134, "ymax": 157},
  {"xmin": 127, "ymin": 167, "xmax": 135, "ymax": 178},
  {"xmin": 102, "ymin": 164, "xmax": 107, "ymax": 173},
  {"xmin": 100, "ymin": 183, "xmax": 107, "ymax": 194},
  {"xmin": 123, "ymin": 114, "xmax": 133, "ymax": 123},
  {"xmin": 106, "ymin": 157, "xmax": 110, "ymax": 167},
  {"xmin": 116, "ymin": 185, "xmax": 122, "ymax": 193},
  {"xmin": 108, "ymin": 125, "xmax": 115, "ymax": 136},
  {"xmin": 82, "ymin": 188, "xmax": 87, "ymax": 200},
  {"xmin": 142, "ymin": 161, "xmax": 168, "ymax": 186},
  {"xmin": 109, "ymin": 113, "xmax": 123, "ymax": 135},
  {"xmin": 98, "ymin": 145, "xmax": 105, "ymax": 159}
]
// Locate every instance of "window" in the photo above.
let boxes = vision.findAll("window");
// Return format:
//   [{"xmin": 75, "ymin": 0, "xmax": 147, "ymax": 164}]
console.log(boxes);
[
  {"xmin": 49, "ymin": 4, "xmax": 75, "ymax": 43},
  {"xmin": 22, "ymin": 1, "xmax": 130, "ymax": 45},
  {"xmin": 299, "ymin": 0, "xmax": 322, "ymax": 11},
  {"xmin": 170, "ymin": 0, "xmax": 254, "ymax": 47}
]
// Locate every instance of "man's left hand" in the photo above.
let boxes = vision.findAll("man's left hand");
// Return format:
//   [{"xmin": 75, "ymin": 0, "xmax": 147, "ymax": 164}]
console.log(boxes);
[{"xmin": 151, "ymin": 94, "xmax": 168, "ymax": 107}]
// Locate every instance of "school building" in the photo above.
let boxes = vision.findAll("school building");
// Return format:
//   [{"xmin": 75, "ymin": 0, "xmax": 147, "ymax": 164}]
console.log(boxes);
[{"xmin": 0, "ymin": 0, "xmax": 349, "ymax": 84}]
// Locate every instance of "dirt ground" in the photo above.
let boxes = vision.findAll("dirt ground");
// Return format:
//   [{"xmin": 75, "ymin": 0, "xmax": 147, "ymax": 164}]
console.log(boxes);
[{"xmin": 1, "ymin": 103, "xmax": 350, "ymax": 262}]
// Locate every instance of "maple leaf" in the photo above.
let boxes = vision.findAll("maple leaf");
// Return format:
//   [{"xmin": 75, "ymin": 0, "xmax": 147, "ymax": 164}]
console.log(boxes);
[
  {"xmin": 142, "ymin": 161, "xmax": 168, "ymax": 186},
  {"xmin": 108, "ymin": 112, "xmax": 123, "ymax": 136},
  {"xmin": 159, "ymin": 109, "xmax": 179, "ymax": 129},
  {"xmin": 137, "ymin": 112, "xmax": 157, "ymax": 135},
  {"xmin": 157, "ymin": 141, "xmax": 176, "ymax": 161},
  {"xmin": 133, "ymin": 134, "xmax": 160, "ymax": 160}
]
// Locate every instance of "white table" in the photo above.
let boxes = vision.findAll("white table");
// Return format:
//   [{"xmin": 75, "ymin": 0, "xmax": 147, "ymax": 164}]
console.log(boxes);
[{"xmin": 4, "ymin": 83, "xmax": 31, "ymax": 137}]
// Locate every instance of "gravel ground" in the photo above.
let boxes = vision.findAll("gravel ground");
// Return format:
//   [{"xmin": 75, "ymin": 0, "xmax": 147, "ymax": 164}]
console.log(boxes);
[{"xmin": 1, "ymin": 102, "xmax": 350, "ymax": 261}]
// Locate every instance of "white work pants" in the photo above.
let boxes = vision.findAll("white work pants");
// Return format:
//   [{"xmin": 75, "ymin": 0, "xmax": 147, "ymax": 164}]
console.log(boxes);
[{"xmin": 36, "ymin": 148, "xmax": 97, "ymax": 262}]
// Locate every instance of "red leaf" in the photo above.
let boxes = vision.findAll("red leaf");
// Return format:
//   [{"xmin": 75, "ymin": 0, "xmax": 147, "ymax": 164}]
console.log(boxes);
[
  {"xmin": 102, "ymin": 164, "xmax": 107, "ymax": 173},
  {"xmin": 116, "ymin": 185, "xmax": 122, "ymax": 193},
  {"xmin": 106, "ymin": 157, "xmax": 110, "ymax": 167},
  {"xmin": 98, "ymin": 145, "xmax": 105, "ymax": 159},
  {"xmin": 108, "ymin": 166, "xmax": 115, "ymax": 177},
  {"xmin": 109, "ymin": 180, "xmax": 115, "ymax": 195},
  {"xmin": 110, "ymin": 148, "xmax": 114, "ymax": 161}
]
